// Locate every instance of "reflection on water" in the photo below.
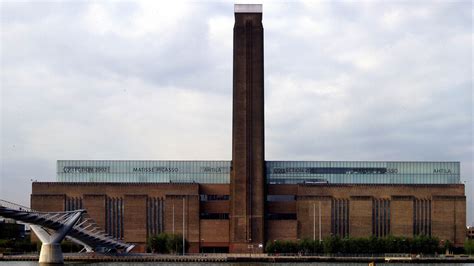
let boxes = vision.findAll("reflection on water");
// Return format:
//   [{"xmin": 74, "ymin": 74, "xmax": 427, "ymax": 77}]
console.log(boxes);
[{"xmin": 1, "ymin": 262, "xmax": 473, "ymax": 266}]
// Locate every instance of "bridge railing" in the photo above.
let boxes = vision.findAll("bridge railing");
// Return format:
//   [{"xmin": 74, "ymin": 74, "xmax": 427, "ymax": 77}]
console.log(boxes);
[
  {"xmin": 0, "ymin": 199, "xmax": 33, "ymax": 212},
  {"xmin": 0, "ymin": 198, "xmax": 134, "ymax": 252}
]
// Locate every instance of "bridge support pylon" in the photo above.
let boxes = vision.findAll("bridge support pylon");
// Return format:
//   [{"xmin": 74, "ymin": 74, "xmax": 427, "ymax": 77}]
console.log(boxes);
[
  {"xmin": 38, "ymin": 243, "xmax": 63, "ymax": 264},
  {"xmin": 30, "ymin": 211, "xmax": 83, "ymax": 264}
]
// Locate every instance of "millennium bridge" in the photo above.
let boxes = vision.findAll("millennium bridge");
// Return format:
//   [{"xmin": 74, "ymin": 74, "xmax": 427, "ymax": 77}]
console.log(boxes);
[{"xmin": 0, "ymin": 199, "xmax": 134, "ymax": 263}]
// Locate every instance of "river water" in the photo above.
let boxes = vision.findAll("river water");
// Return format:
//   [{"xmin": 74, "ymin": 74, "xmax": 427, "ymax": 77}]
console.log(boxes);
[{"xmin": 1, "ymin": 263, "xmax": 473, "ymax": 266}]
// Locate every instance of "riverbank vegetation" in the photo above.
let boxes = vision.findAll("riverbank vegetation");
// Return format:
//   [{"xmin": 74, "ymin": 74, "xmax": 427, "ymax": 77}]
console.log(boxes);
[
  {"xmin": 0, "ymin": 237, "xmax": 81, "ymax": 254},
  {"xmin": 265, "ymin": 235, "xmax": 459, "ymax": 255},
  {"xmin": 465, "ymin": 239, "xmax": 474, "ymax": 255},
  {"xmin": 147, "ymin": 233, "xmax": 187, "ymax": 254}
]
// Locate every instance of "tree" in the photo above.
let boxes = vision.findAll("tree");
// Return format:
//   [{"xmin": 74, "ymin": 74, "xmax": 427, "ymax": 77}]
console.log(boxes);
[
  {"xmin": 147, "ymin": 233, "xmax": 187, "ymax": 254},
  {"xmin": 441, "ymin": 240, "xmax": 454, "ymax": 254},
  {"xmin": 298, "ymin": 238, "xmax": 322, "ymax": 254},
  {"xmin": 323, "ymin": 236, "xmax": 342, "ymax": 254},
  {"xmin": 464, "ymin": 239, "xmax": 474, "ymax": 255},
  {"xmin": 147, "ymin": 233, "xmax": 169, "ymax": 253},
  {"xmin": 167, "ymin": 234, "xmax": 185, "ymax": 254}
]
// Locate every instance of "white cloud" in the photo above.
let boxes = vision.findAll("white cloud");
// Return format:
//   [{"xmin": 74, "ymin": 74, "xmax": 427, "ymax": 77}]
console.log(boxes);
[
  {"xmin": 82, "ymin": 1, "xmax": 192, "ymax": 38},
  {"xmin": 1, "ymin": 1, "xmax": 472, "ymax": 223}
]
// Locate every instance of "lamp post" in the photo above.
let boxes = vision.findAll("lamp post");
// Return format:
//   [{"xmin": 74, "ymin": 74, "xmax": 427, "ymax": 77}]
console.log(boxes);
[
  {"xmin": 248, "ymin": 238, "xmax": 252, "ymax": 257},
  {"xmin": 313, "ymin": 203, "xmax": 316, "ymax": 241},
  {"xmin": 182, "ymin": 197, "xmax": 185, "ymax": 256},
  {"xmin": 319, "ymin": 201, "xmax": 322, "ymax": 242}
]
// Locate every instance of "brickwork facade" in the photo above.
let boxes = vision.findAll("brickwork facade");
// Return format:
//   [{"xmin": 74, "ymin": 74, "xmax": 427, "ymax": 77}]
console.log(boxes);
[
  {"xmin": 230, "ymin": 8, "xmax": 265, "ymax": 253},
  {"xmin": 31, "ymin": 182, "xmax": 465, "ymax": 252},
  {"xmin": 28, "ymin": 4, "xmax": 467, "ymax": 254}
]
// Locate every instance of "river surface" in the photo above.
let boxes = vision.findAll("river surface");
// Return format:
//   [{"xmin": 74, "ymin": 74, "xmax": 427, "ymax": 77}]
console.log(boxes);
[{"xmin": 1, "ymin": 263, "xmax": 473, "ymax": 266}]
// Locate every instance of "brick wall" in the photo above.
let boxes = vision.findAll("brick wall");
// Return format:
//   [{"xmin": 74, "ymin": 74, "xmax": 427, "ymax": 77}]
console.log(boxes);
[
  {"xmin": 390, "ymin": 196, "xmax": 414, "ymax": 237},
  {"xmin": 31, "ymin": 182, "xmax": 466, "ymax": 250}
]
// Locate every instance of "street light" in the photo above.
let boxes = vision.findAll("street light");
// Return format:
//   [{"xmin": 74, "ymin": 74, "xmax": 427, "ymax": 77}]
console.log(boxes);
[{"xmin": 248, "ymin": 238, "xmax": 252, "ymax": 256}]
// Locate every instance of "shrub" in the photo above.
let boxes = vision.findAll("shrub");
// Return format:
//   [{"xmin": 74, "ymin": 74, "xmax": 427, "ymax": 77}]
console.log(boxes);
[
  {"xmin": 298, "ymin": 238, "xmax": 323, "ymax": 254},
  {"xmin": 465, "ymin": 239, "xmax": 474, "ymax": 255},
  {"xmin": 147, "ymin": 233, "xmax": 187, "ymax": 254},
  {"xmin": 323, "ymin": 236, "xmax": 342, "ymax": 254},
  {"xmin": 148, "ymin": 233, "xmax": 169, "ymax": 253},
  {"xmin": 263, "ymin": 235, "xmax": 440, "ymax": 255},
  {"xmin": 167, "ymin": 234, "xmax": 185, "ymax": 254}
]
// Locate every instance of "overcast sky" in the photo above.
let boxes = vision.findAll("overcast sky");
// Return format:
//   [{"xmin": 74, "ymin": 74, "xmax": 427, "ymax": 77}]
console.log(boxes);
[{"xmin": 1, "ymin": 1, "xmax": 472, "ymax": 224}]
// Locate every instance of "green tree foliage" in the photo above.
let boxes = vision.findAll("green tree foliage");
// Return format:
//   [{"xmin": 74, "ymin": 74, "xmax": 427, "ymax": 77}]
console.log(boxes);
[
  {"xmin": 147, "ymin": 233, "xmax": 187, "ymax": 254},
  {"xmin": 0, "ymin": 238, "xmax": 37, "ymax": 253},
  {"xmin": 147, "ymin": 233, "xmax": 168, "ymax": 253},
  {"xmin": 298, "ymin": 238, "xmax": 323, "ymax": 254},
  {"xmin": 265, "ymin": 235, "xmax": 442, "ymax": 255},
  {"xmin": 0, "ymin": 223, "xmax": 25, "ymax": 239},
  {"xmin": 266, "ymin": 240, "xmax": 299, "ymax": 254},
  {"xmin": 167, "ymin": 233, "xmax": 185, "ymax": 254},
  {"xmin": 60, "ymin": 240, "xmax": 82, "ymax": 253},
  {"xmin": 323, "ymin": 236, "xmax": 342, "ymax": 254},
  {"xmin": 441, "ymin": 239, "xmax": 454, "ymax": 254},
  {"xmin": 464, "ymin": 239, "xmax": 474, "ymax": 255}
]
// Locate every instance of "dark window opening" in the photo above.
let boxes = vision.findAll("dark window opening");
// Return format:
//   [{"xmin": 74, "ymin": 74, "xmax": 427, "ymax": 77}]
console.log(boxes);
[
  {"xmin": 272, "ymin": 167, "xmax": 388, "ymax": 175},
  {"xmin": 267, "ymin": 195, "xmax": 296, "ymax": 202},
  {"xmin": 200, "ymin": 213, "xmax": 229, "ymax": 219},
  {"xmin": 413, "ymin": 198, "xmax": 431, "ymax": 236},
  {"xmin": 372, "ymin": 199, "xmax": 390, "ymax": 237},
  {"xmin": 331, "ymin": 199, "xmax": 349, "ymax": 238},
  {"xmin": 200, "ymin": 194, "xmax": 230, "ymax": 201},
  {"xmin": 200, "ymin": 247, "xmax": 229, "ymax": 253},
  {"xmin": 266, "ymin": 213, "xmax": 297, "ymax": 220}
]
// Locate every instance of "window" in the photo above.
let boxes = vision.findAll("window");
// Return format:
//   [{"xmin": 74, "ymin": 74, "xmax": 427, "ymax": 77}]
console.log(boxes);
[
  {"xmin": 200, "ymin": 213, "xmax": 229, "ymax": 219},
  {"xmin": 414, "ymin": 198, "xmax": 431, "ymax": 236},
  {"xmin": 266, "ymin": 195, "xmax": 296, "ymax": 202},
  {"xmin": 266, "ymin": 213, "xmax": 297, "ymax": 220},
  {"xmin": 106, "ymin": 197, "xmax": 124, "ymax": 239},
  {"xmin": 147, "ymin": 197, "xmax": 164, "ymax": 236},
  {"xmin": 66, "ymin": 197, "xmax": 82, "ymax": 211},
  {"xmin": 200, "ymin": 195, "xmax": 230, "ymax": 201},
  {"xmin": 331, "ymin": 199, "xmax": 349, "ymax": 238},
  {"xmin": 372, "ymin": 199, "xmax": 390, "ymax": 237}
]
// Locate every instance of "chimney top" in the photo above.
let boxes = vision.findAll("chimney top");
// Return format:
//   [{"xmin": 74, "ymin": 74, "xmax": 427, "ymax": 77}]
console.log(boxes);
[{"xmin": 234, "ymin": 4, "xmax": 262, "ymax": 13}]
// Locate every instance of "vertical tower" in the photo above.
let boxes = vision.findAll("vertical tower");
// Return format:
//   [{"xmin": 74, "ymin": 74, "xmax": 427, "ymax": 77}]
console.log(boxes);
[{"xmin": 230, "ymin": 4, "xmax": 265, "ymax": 253}]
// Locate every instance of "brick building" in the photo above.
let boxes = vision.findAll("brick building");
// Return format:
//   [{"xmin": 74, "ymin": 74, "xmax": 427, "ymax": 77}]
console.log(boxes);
[
  {"xmin": 468, "ymin": 226, "xmax": 474, "ymax": 239},
  {"xmin": 31, "ymin": 4, "xmax": 466, "ymax": 253}
]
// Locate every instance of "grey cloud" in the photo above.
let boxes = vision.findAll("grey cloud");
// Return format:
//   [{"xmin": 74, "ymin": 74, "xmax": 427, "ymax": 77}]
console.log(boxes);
[{"xmin": 1, "ymin": 1, "xmax": 472, "ymax": 223}]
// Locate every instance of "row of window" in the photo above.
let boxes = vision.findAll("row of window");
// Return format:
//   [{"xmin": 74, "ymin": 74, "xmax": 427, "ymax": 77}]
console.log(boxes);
[
  {"xmin": 66, "ymin": 197, "xmax": 433, "ymax": 237},
  {"xmin": 59, "ymin": 161, "xmax": 460, "ymax": 175},
  {"xmin": 267, "ymin": 195, "xmax": 296, "ymax": 202},
  {"xmin": 58, "ymin": 174, "xmax": 459, "ymax": 184},
  {"xmin": 267, "ymin": 213, "xmax": 297, "ymax": 220},
  {"xmin": 199, "ymin": 194, "xmax": 230, "ymax": 201},
  {"xmin": 200, "ymin": 194, "xmax": 299, "ymax": 202},
  {"xmin": 147, "ymin": 197, "xmax": 164, "ymax": 236},
  {"xmin": 414, "ymin": 199, "xmax": 431, "ymax": 236},
  {"xmin": 373, "ymin": 199, "xmax": 390, "ymax": 237},
  {"xmin": 65, "ymin": 197, "xmax": 83, "ymax": 211},
  {"xmin": 106, "ymin": 197, "xmax": 124, "ymax": 239},
  {"xmin": 332, "ymin": 199, "xmax": 350, "ymax": 238},
  {"xmin": 198, "ymin": 213, "xmax": 300, "ymax": 221},
  {"xmin": 272, "ymin": 167, "xmax": 388, "ymax": 175},
  {"xmin": 267, "ymin": 198, "xmax": 430, "ymax": 238},
  {"xmin": 266, "ymin": 161, "xmax": 459, "ymax": 175},
  {"xmin": 200, "ymin": 213, "xmax": 229, "ymax": 219},
  {"xmin": 267, "ymin": 175, "xmax": 459, "ymax": 184}
]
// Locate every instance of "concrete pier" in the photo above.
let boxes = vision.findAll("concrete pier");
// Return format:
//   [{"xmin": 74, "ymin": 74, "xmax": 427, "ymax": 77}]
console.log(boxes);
[{"xmin": 38, "ymin": 243, "xmax": 64, "ymax": 264}]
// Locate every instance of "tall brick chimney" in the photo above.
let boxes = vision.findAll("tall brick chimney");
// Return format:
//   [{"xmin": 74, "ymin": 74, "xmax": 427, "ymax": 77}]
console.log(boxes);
[{"xmin": 229, "ymin": 4, "xmax": 265, "ymax": 253}]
